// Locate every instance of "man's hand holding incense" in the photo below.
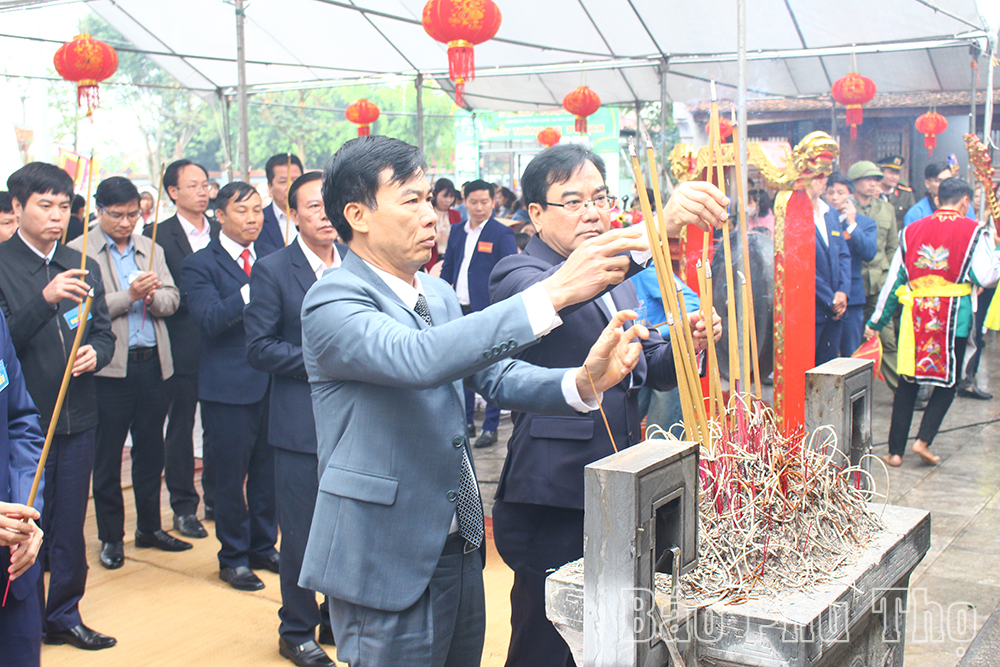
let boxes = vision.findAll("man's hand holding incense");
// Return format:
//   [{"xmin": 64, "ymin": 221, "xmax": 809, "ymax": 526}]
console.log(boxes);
[
  {"xmin": 661, "ymin": 182, "xmax": 731, "ymax": 235},
  {"xmin": 576, "ymin": 310, "xmax": 648, "ymax": 402},
  {"xmin": 689, "ymin": 307, "xmax": 723, "ymax": 350},
  {"xmin": 1, "ymin": 502, "xmax": 43, "ymax": 580},
  {"xmin": 541, "ymin": 227, "xmax": 647, "ymax": 311}
]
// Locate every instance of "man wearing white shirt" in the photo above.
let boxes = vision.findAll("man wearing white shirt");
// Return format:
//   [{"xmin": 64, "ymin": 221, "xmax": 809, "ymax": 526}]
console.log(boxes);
[
  {"xmin": 145, "ymin": 159, "xmax": 220, "ymax": 539},
  {"xmin": 807, "ymin": 173, "xmax": 852, "ymax": 365},
  {"xmin": 261, "ymin": 153, "xmax": 304, "ymax": 248},
  {"xmin": 297, "ymin": 136, "xmax": 731, "ymax": 667},
  {"xmin": 245, "ymin": 172, "xmax": 346, "ymax": 667},
  {"xmin": 181, "ymin": 182, "xmax": 279, "ymax": 593}
]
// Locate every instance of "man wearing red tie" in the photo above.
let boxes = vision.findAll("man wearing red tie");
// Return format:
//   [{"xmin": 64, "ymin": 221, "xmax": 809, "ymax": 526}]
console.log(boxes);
[{"xmin": 181, "ymin": 182, "xmax": 279, "ymax": 591}]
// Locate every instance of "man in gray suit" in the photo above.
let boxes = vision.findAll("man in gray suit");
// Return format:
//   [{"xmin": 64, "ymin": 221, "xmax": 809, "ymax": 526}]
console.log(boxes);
[{"xmin": 298, "ymin": 136, "xmax": 728, "ymax": 667}]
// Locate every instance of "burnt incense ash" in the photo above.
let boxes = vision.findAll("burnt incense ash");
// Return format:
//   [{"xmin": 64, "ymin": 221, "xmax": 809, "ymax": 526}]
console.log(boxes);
[{"xmin": 647, "ymin": 394, "xmax": 886, "ymax": 607}]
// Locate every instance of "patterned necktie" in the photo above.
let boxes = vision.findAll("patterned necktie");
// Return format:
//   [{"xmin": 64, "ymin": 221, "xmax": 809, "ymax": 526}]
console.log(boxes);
[
  {"xmin": 240, "ymin": 248, "xmax": 252, "ymax": 276},
  {"xmin": 412, "ymin": 295, "xmax": 485, "ymax": 549}
]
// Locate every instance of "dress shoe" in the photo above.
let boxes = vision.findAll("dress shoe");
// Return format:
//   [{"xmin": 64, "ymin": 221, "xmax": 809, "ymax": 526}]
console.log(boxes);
[
  {"xmin": 250, "ymin": 552, "xmax": 281, "ymax": 574},
  {"xmin": 317, "ymin": 624, "xmax": 336, "ymax": 646},
  {"xmin": 474, "ymin": 430, "xmax": 497, "ymax": 448},
  {"xmin": 204, "ymin": 505, "xmax": 215, "ymax": 521},
  {"xmin": 99, "ymin": 541, "xmax": 124, "ymax": 570},
  {"xmin": 43, "ymin": 624, "xmax": 117, "ymax": 650},
  {"xmin": 173, "ymin": 514, "xmax": 209, "ymax": 538},
  {"xmin": 279, "ymin": 637, "xmax": 335, "ymax": 667},
  {"xmin": 135, "ymin": 529, "xmax": 193, "ymax": 552},
  {"xmin": 220, "ymin": 565, "xmax": 265, "ymax": 591},
  {"xmin": 466, "ymin": 423, "xmax": 477, "ymax": 439},
  {"xmin": 957, "ymin": 383, "xmax": 993, "ymax": 400}
]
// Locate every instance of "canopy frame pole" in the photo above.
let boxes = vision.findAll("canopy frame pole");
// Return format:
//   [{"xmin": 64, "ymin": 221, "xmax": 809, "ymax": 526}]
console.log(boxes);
[
  {"xmin": 981, "ymin": 32, "xmax": 996, "ymax": 221},
  {"xmin": 659, "ymin": 58, "xmax": 674, "ymax": 195},
  {"xmin": 416, "ymin": 73, "xmax": 425, "ymax": 154},
  {"xmin": 216, "ymin": 88, "xmax": 235, "ymax": 181},
  {"xmin": 235, "ymin": 0, "xmax": 250, "ymax": 180}
]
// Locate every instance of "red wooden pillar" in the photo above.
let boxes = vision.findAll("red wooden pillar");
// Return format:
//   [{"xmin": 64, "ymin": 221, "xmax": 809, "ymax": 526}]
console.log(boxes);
[{"xmin": 773, "ymin": 189, "xmax": 815, "ymax": 433}]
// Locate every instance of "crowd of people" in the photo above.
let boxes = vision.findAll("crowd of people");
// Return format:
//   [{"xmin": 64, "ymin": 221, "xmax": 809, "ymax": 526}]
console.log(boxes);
[{"xmin": 0, "ymin": 135, "xmax": 996, "ymax": 667}]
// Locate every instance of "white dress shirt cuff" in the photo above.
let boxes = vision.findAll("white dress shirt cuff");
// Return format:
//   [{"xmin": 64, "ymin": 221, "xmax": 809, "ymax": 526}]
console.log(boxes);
[
  {"xmin": 240, "ymin": 283, "xmax": 250, "ymax": 305},
  {"xmin": 845, "ymin": 221, "xmax": 857, "ymax": 235},
  {"xmin": 521, "ymin": 283, "xmax": 563, "ymax": 337},
  {"xmin": 630, "ymin": 222, "xmax": 653, "ymax": 266},
  {"xmin": 562, "ymin": 368, "xmax": 601, "ymax": 413}
]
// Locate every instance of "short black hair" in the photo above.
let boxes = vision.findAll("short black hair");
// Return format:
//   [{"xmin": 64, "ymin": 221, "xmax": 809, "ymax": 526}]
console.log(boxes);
[
  {"xmin": 95, "ymin": 176, "xmax": 140, "ymax": 209},
  {"xmin": 521, "ymin": 144, "xmax": 606, "ymax": 211},
  {"xmin": 265, "ymin": 153, "xmax": 304, "ymax": 185},
  {"xmin": 289, "ymin": 171, "xmax": 323, "ymax": 211},
  {"xmin": 215, "ymin": 181, "xmax": 259, "ymax": 214},
  {"xmin": 925, "ymin": 162, "xmax": 951, "ymax": 180},
  {"xmin": 0, "ymin": 191, "xmax": 12, "ymax": 214},
  {"xmin": 322, "ymin": 136, "xmax": 427, "ymax": 244},
  {"xmin": 463, "ymin": 179, "xmax": 494, "ymax": 199},
  {"xmin": 433, "ymin": 177, "xmax": 456, "ymax": 199},
  {"xmin": 826, "ymin": 172, "xmax": 854, "ymax": 193},
  {"xmin": 514, "ymin": 232, "xmax": 530, "ymax": 251},
  {"xmin": 937, "ymin": 177, "xmax": 974, "ymax": 207},
  {"xmin": 6, "ymin": 162, "xmax": 75, "ymax": 207},
  {"xmin": 71, "ymin": 194, "xmax": 85, "ymax": 215},
  {"xmin": 163, "ymin": 159, "xmax": 209, "ymax": 204}
]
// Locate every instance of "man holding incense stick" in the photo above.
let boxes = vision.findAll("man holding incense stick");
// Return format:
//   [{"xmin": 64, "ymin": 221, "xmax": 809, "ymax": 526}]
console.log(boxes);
[
  {"xmin": 488, "ymin": 144, "xmax": 727, "ymax": 667},
  {"xmin": 0, "ymin": 162, "xmax": 116, "ymax": 650}
]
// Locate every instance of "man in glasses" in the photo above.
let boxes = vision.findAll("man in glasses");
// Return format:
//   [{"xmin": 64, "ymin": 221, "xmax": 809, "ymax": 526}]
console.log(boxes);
[
  {"xmin": 144, "ymin": 160, "xmax": 220, "ymax": 541},
  {"xmin": 488, "ymin": 143, "xmax": 726, "ymax": 667},
  {"xmin": 440, "ymin": 180, "xmax": 519, "ymax": 448},
  {"xmin": 69, "ymin": 177, "xmax": 189, "ymax": 570}
]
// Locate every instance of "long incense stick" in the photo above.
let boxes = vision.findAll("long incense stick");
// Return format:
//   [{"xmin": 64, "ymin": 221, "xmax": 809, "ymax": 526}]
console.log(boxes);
[
  {"xmin": 147, "ymin": 162, "xmax": 167, "ymax": 271},
  {"xmin": 585, "ymin": 365, "xmax": 618, "ymax": 453},
  {"xmin": 77, "ymin": 152, "xmax": 95, "ymax": 270},
  {"xmin": 739, "ymin": 272, "xmax": 751, "ymax": 399},
  {"xmin": 62, "ymin": 159, "xmax": 84, "ymax": 244},
  {"xmin": 730, "ymin": 113, "xmax": 762, "ymax": 399}
]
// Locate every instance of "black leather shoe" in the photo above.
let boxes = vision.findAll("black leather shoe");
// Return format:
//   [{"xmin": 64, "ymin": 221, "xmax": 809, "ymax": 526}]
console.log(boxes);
[
  {"xmin": 220, "ymin": 566, "xmax": 265, "ymax": 591},
  {"xmin": 43, "ymin": 624, "xmax": 117, "ymax": 650},
  {"xmin": 279, "ymin": 638, "xmax": 335, "ymax": 667},
  {"xmin": 466, "ymin": 423, "xmax": 477, "ymax": 439},
  {"xmin": 317, "ymin": 624, "xmax": 336, "ymax": 646},
  {"xmin": 204, "ymin": 505, "xmax": 215, "ymax": 521},
  {"xmin": 173, "ymin": 514, "xmax": 208, "ymax": 538},
  {"xmin": 135, "ymin": 529, "xmax": 193, "ymax": 552},
  {"xmin": 474, "ymin": 430, "xmax": 497, "ymax": 448},
  {"xmin": 250, "ymin": 552, "xmax": 281, "ymax": 574},
  {"xmin": 958, "ymin": 384, "xmax": 993, "ymax": 400},
  {"xmin": 99, "ymin": 542, "xmax": 124, "ymax": 570}
]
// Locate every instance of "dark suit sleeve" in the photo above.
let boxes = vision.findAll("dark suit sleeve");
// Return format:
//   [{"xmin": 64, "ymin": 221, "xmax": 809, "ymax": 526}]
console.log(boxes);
[
  {"xmin": 181, "ymin": 252, "xmax": 246, "ymax": 339},
  {"xmin": 439, "ymin": 223, "xmax": 463, "ymax": 287},
  {"xmin": 849, "ymin": 215, "xmax": 878, "ymax": 263},
  {"xmin": 2, "ymin": 312, "xmax": 44, "ymax": 508},
  {"xmin": 835, "ymin": 233, "xmax": 853, "ymax": 297},
  {"xmin": 84, "ymin": 259, "xmax": 117, "ymax": 372},
  {"xmin": 815, "ymin": 234, "xmax": 836, "ymax": 312},
  {"xmin": 1, "ymin": 287, "xmax": 58, "ymax": 353},
  {"xmin": 640, "ymin": 328, "xmax": 677, "ymax": 392},
  {"xmin": 245, "ymin": 258, "xmax": 306, "ymax": 380}
]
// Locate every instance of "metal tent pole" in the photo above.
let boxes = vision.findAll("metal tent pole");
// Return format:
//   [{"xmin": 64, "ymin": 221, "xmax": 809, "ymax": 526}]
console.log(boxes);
[
  {"xmin": 981, "ymin": 32, "xmax": 996, "ymax": 222},
  {"xmin": 235, "ymin": 0, "xmax": 250, "ymax": 180},
  {"xmin": 737, "ymin": 0, "xmax": 748, "ymax": 196},
  {"xmin": 416, "ymin": 73, "xmax": 425, "ymax": 154}
]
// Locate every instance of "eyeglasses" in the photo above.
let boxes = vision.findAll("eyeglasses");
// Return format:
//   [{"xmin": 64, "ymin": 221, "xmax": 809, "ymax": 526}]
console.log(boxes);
[
  {"xmin": 101, "ymin": 208, "xmax": 142, "ymax": 222},
  {"xmin": 545, "ymin": 194, "xmax": 617, "ymax": 215},
  {"xmin": 177, "ymin": 183, "xmax": 211, "ymax": 193}
]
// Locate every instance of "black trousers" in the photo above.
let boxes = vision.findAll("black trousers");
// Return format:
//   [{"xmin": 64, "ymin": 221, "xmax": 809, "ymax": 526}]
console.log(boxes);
[
  {"xmin": 37, "ymin": 428, "xmax": 95, "ymax": 632},
  {"xmin": 93, "ymin": 355, "xmax": 170, "ymax": 542},
  {"xmin": 888, "ymin": 337, "xmax": 967, "ymax": 457},
  {"xmin": 964, "ymin": 288, "xmax": 995, "ymax": 380},
  {"xmin": 492, "ymin": 500, "xmax": 583, "ymax": 667},
  {"xmin": 163, "ymin": 373, "xmax": 209, "ymax": 516},
  {"xmin": 200, "ymin": 398, "xmax": 277, "ymax": 569}
]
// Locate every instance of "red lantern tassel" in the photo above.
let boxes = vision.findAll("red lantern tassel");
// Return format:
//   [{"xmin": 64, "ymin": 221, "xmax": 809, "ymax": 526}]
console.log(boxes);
[
  {"xmin": 358, "ymin": 125, "xmax": 370, "ymax": 137},
  {"xmin": 575, "ymin": 116, "xmax": 587, "ymax": 133},
  {"xmin": 78, "ymin": 83, "xmax": 100, "ymax": 118},
  {"xmin": 447, "ymin": 40, "xmax": 474, "ymax": 82},
  {"xmin": 454, "ymin": 79, "xmax": 465, "ymax": 107},
  {"xmin": 845, "ymin": 104, "xmax": 863, "ymax": 140},
  {"xmin": 925, "ymin": 134, "xmax": 936, "ymax": 157}
]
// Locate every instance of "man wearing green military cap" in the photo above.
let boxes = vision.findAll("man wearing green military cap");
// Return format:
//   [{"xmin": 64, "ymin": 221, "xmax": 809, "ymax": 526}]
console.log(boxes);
[
  {"xmin": 848, "ymin": 160, "xmax": 899, "ymax": 391},
  {"xmin": 878, "ymin": 155, "xmax": 915, "ymax": 229}
]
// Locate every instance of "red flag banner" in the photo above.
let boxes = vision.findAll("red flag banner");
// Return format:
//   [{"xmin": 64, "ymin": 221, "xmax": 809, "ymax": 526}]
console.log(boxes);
[{"xmin": 852, "ymin": 335, "xmax": 884, "ymax": 381}]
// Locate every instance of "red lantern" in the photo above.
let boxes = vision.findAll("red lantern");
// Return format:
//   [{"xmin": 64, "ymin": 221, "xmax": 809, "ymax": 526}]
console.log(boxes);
[
  {"xmin": 345, "ymin": 99, "xmax": 380, "ymax": 137},
  {"xmin": 915, "ymin": 110, "xmax": 948, "ymax": 157},
  {"xmin": 422, "ymin": 0, "xmax": 502, "ymax": 107},
  {"xmin": 537, "ymin": 127, "xmax": 561, "ymax": 148},
  {"xmin": 831, "ymin": 72, "xmax": 876, "ymax": 141},
  {"xmin": 53, "ymin": 33, "xmax": 118, "ymax": 117},
  {"xmin": 563, "ymin": 86, "xmax": 601, "ymax": 134},
  {"xmin": 705, "ymin": 116, "xmax": 733, "ymax": 142}
]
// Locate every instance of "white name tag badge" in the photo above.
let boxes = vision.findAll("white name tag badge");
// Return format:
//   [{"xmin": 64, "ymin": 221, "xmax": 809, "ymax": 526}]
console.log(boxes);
[
  {"xmin": 64, "ymin": 305, "xmax": 93, "ymax": 330},
  {"xmin": 0, "ymin": 359, "xmax": 8, "ymax": 393}
]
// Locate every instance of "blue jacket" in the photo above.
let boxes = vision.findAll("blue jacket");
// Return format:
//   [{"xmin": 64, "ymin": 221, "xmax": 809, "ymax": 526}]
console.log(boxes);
[
  {"xmin": 245, "ymin": 241, "xmax": 347, "ymax": 453},
  {"xmin": 181, "ymin": 237, "xmax": 277, "ymax": 404},
  {"xmin": 439, "ymin": 217, "xmax": 518, "ymax": 312},
  {"xmin": 816, "ymin": 206, "xmax": 854, "ymax": 323},
  {"xmin": 841, "ymin": 212, "xmax": 878, "ymax": 306},
  {"xmin": 0, "ymin": 310, "xmax": 44, "ymax": 600}
]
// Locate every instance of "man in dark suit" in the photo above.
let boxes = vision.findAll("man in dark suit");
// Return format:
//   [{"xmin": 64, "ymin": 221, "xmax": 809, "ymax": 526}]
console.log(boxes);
[
  {"xmin": 0, "ymin": 310, "xmax": 46, "ymax": 667},
  {"xmin": 807, "ymin": 173, "xmax": 853, "ymax": 365},
  {"xmin": 488, "ymin": 144, "xmax": 726, "ymax": 667},
  {"xmin": 144, "ymin": 159, "xmax": 218, "ymax": 538},
  {"xmin": 260, "ymin": 153, "xmax": 304, "ymax": 249},
  {"xmin": 246, "ymin": 171, "xmax": 345, "ymax": 667},
  {"xmin": 182, "ymin": 181, "xmax": 279, "ymax": 592},
  {"xmin": 439, "ymin": 180, "xmax": 519, "ymax": 448},
  {"xmin": 0, "ymin": 163, "xmax": 116, "ymax": 650}
]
